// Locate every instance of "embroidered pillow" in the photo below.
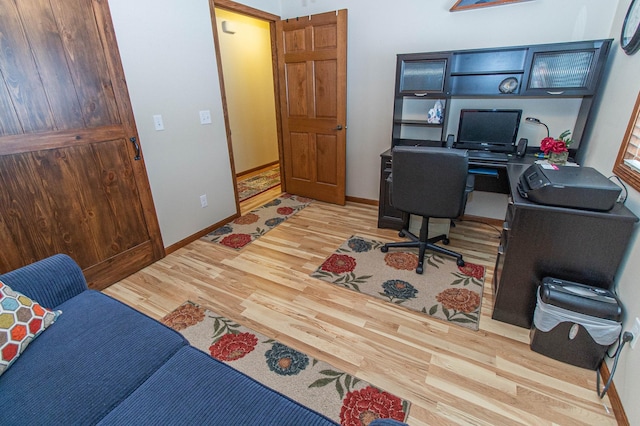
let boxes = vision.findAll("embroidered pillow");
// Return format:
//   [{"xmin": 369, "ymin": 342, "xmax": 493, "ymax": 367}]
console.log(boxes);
[{"xmin": 0, "ymin": 280, "xmax": 62, "ymax": 376}]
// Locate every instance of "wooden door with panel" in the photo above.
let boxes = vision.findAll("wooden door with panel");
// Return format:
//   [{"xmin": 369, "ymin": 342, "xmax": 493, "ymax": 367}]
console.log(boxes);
[{"xmin": 276, "ymin": 10, "xmax": 347, "ymax": 205}]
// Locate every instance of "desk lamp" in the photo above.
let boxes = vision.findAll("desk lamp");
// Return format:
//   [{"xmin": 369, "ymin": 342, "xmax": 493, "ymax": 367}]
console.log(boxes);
[{"xmin": 525, "ymin": 117, "xmax": 549, "ymax": 138}]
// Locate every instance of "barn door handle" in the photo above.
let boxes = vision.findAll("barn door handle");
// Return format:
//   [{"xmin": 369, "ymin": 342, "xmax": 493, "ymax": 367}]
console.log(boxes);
[
  {"xmin": 129, "ymin": 137, "xmax": 141, "ymax": 161},
  {"xmin": 334, "ymin": 125, "xmax": 343, "ymax": 131}
]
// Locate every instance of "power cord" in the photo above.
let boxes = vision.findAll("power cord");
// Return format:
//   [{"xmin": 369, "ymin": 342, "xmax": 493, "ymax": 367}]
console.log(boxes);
[
  {"xmin": 458, "ymin": 218, "xmax": 502, "ymax": 239},
  {"xmin": 597, "ymin": 331, "xmax": 634, "ymax": 398},
  {"xmin": 609, "ymin": 175, "xmax": 628, "ymax": 204}
]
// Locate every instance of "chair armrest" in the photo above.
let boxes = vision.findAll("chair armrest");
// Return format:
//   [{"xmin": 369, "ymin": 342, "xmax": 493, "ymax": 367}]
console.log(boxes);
[{"xmin": 0, "ymin": 254, "xmax": 88, "ymax": 309}]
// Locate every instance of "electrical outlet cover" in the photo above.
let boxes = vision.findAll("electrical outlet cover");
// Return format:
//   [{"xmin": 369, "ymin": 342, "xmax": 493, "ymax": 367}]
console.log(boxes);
[
  {"xmin": 631, "ymin": 317, "xmax": 640, "ymax": 349},
  {"xmin": 199, "ymin": 110, "xmax": 212, "ymax": 125}
]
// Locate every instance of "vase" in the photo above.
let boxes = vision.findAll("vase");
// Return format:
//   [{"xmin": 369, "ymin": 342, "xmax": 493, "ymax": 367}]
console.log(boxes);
[{"xmin": 548, "ymin": 151, "xmax": 569, "ymax": 165}]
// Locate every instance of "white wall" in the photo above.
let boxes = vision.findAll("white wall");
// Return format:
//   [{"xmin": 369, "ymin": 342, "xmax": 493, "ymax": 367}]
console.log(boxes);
[
  {"xmin": 109, "ymin": 0, "xmax": 236, "ymax": 247},
  {"xmin": 581, "ymin": 1, "xmax": 640, "ymax": 421},
  {"xmin": 216, "ymin": 9, "xmax": 279, "ymax": 174}
]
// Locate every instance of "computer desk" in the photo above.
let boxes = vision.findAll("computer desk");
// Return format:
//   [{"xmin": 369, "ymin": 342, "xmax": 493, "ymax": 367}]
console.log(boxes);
[{"xmin": 378, "ymin": 149, "xmax": 639, "ymax": 328}]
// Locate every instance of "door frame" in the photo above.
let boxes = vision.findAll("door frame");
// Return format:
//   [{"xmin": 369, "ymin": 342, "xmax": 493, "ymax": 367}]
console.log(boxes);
[{"xmin": 208, "ymin": 0, "xmax": 285, "ymax": 214}]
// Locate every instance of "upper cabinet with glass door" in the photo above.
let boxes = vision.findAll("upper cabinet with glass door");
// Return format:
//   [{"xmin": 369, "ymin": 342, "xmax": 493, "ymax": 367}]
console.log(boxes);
[
  {"xmin": 522, "ymin": 39, "xmax": 612, "ymax": 96},
  {"xmin": 397, "ymin": 53, "xmax": 450, "ymax": 95}
]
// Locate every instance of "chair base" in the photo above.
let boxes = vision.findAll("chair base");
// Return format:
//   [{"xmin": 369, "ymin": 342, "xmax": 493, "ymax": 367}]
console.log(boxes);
[{"xmin": 381, "ymin": 216, "xmax": 464, "ymax": 274}]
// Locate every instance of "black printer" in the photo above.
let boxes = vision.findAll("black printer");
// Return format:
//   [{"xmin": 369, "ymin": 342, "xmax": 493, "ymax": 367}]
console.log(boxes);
[{"xmin": 518, "ymin": 164, "xmax": 621, "ymax": 211}]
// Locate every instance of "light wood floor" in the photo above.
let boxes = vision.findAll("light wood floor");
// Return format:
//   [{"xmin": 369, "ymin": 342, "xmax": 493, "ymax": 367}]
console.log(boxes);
[{"xmin": 104, "ymin": 193, "xmax": 618, "ymax": 425}]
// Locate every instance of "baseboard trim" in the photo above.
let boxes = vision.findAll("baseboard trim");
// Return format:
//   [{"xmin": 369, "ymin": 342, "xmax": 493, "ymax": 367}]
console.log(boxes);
[
  {"xmin": 346, "ymin": 195, "xmax": 377, "ymax": 206},
  {"xmin": 165, "ymin": 213, "xmax": 239, "ymax": 255},
  {"xmin": 236, "ymin": 161, "xmax": 279, "ymax": 178},
  {"xmin": 600, "ymin": 362, "xmax": 629, "ymax": 425}
]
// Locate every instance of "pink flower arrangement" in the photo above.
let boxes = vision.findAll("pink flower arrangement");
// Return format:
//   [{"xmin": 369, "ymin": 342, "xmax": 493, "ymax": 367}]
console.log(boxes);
[{"xmin": 540, "ymin": 130, "xmax": 573, "ymax": 155}]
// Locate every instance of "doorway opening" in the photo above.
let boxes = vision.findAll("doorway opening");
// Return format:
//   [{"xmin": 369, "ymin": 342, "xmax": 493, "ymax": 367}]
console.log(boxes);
[{"xmin": 211, "ymin": 2, "xmax": 283, "ymax": 211}]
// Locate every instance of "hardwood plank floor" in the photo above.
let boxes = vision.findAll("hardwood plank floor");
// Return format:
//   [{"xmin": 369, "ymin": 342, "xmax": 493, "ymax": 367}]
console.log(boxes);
[
  {"xmin": 236, "ymin": 163, "xmax": 281, "ymax": 212},
  {"xmin": 104, "ymin": 195, "xmax": 618, "ymax": 425}
]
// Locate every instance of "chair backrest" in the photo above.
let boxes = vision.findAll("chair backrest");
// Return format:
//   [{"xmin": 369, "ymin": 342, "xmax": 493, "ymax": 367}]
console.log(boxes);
[{"xmin": 390, "ymin": 146, "xmax": 469, "ymax": 218}]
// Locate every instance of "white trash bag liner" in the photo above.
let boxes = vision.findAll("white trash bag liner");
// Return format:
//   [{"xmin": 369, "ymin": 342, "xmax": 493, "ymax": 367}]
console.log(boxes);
[{"xmin": 533, "ymin": 291, "xmax": 621, "ymax": 346}]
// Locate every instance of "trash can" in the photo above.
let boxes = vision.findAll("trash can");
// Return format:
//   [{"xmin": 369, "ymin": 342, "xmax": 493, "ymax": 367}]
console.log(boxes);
[{"xmin": 530, "ymin": 277, "xmax": 622, "ymax": 370}]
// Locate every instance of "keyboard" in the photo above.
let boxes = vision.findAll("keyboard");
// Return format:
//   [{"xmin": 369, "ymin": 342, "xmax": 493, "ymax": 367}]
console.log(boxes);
[{"xmin": 467, "ymin": 150, "xmax": 510, "ymax": 162}]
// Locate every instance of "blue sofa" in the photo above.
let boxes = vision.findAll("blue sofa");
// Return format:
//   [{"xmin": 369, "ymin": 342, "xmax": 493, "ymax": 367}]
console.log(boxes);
[{"xmin": 0, "ymin": 254, "xmax": 404, "ymax": 425}]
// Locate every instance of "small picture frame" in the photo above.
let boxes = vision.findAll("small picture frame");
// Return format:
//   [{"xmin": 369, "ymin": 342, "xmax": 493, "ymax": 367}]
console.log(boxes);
[{"xmin": 450, "ymin": 0, "xmax": 533, "ymax": 12}]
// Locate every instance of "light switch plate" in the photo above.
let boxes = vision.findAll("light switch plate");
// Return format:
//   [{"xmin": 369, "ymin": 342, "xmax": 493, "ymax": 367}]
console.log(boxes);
[{"xmin": 153, "ymin": 114, "xmax": 164, "ymax": 131}]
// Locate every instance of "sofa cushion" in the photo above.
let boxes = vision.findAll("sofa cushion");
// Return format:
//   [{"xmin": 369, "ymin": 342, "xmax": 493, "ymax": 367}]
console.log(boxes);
[
  {"xmin": 0, "ymin": 290, "xmax": 188, "ymax": 425},
  {"xmin": 98, "ymin": 346, "xmax": 338, "ymax": 425},
  {"xmin": 0, "ymin": 280, "xmax": 61, "ymax": 376}
]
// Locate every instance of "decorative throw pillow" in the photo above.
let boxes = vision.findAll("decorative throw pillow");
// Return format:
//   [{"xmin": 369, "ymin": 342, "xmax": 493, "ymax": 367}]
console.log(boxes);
[{"xmin": 0, "ymin": 280, "xmax": 62, "ymax": 376}]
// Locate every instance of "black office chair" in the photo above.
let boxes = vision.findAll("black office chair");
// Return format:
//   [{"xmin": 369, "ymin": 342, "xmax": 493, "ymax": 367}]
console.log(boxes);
[{"xmin": 381, "ymin": 146, "xmax": 473, "ymax": 274}]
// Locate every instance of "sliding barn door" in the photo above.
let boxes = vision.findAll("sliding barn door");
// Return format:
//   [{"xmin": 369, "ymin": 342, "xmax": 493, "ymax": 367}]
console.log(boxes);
[
  {"xmin": 0, "ymin": 0, "xmax": 164, "ymax": 289},
  {"xmin": 276, "ymin": 10, "xmax": 348, "ymax": 205}
]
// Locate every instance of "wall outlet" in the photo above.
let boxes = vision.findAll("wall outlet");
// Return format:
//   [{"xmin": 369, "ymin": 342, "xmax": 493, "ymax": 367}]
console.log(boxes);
[
  {"xmin": 199, "ymin": 110, "xmax": 212, "ymax": 125},
  {"xmin": 200, "ymin": 194, "xmax": 208, "ymax": 208},
  {"xmin": 630, "ymin": 317, "xmax": 640, "ymax": 349}
]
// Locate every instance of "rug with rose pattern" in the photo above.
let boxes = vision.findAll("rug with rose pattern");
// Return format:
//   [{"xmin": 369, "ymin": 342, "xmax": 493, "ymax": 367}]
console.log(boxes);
[
  {"xmin": 311, "ymin": 235, "xmax": 485, "ymax": 330},
  {"xmin": 162, "ymin": 302, "xmax": 410, "ymax": 425},
  {"xmin": 201, "ymin": 193, "xmax": 312, "ymax": 249},
  {"xmin": 237, "ymin": 166, "xmax": 281, "ymax": 202}
]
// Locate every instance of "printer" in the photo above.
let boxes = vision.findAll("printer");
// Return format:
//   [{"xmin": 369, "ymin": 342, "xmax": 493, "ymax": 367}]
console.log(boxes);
[{"xmin": 518, "ymin": 164, "xmax": 621, "ymax": 211}]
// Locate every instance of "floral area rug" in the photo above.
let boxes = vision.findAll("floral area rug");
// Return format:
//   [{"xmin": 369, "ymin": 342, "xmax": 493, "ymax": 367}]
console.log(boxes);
[
  {"xmin": 237, "ymin": 166, "xmax": 281, "ymax": 202},
  {"xmin": 201, "ymin": 193, "xmax": 312, "ymax": 250},
  {"xmin": 162, "ymin": 302, "xmax": 410, "ymax": 425},
  {"xmin": 311, "ymin": 236, "xmax": 485, "ymax": 330}
]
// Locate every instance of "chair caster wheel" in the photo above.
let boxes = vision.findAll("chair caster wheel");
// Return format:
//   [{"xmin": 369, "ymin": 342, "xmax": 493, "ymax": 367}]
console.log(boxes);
[
  {"xmin": 381, "ymin": 246, "xmax": 388, "ymax": 253},
  {"xmin": 416, "ymin": 266, "xmax": 423, "ymax": 274},
  {"xmin": 442, "ymin": 238, "xmax": 450, "ymax": 245},
  {"xmin": 457, "ymin": 258, "xmax": 465, "ymax": 267},
  {"xmin": 398, "ymin": 231, "xmax": 405, "ymax": 238}
]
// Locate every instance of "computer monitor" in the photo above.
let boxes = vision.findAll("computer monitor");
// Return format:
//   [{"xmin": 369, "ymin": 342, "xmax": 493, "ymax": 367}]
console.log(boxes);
[{"xmin": 455, "ymin": 109, "xmax": 522, "ymax": 153}]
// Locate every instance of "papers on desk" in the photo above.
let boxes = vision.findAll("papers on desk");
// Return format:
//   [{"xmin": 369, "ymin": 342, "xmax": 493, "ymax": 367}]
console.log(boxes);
[{"xmin": 535, "ymin": 159, "xmax": 579, "ymax": 170}]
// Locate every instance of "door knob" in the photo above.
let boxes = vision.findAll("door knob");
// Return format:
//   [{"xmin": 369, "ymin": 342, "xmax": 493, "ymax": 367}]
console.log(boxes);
[{"xmin": 334, "ymin": 125, "xmax": 343, "ymax": 130}]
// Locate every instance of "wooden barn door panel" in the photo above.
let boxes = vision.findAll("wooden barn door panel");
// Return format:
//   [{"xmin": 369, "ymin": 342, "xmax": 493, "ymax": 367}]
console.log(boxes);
[{"xmin": 0, "ymin": 0, "xmax": 164, "ymax": 289}]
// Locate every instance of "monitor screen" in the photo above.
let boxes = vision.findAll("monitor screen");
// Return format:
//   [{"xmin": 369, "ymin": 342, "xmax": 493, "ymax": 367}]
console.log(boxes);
[{"xmin": 455, "ymin": 109, "xmax": 522, "ymax": 152}]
